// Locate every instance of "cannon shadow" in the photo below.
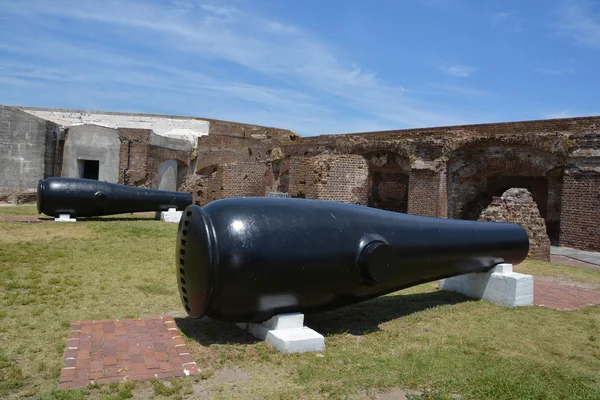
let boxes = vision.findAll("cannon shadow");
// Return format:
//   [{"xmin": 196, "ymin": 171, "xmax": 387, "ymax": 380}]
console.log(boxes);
[
  {"xmin": 175, "ymin": 289, "xmax": 472, "ymax": 345},
  {"xmin": 304, "ymin": 289, "xmax": 472, "ymax": 336},
  {"xmin": 37, "ymin": 216, "xmax": 157, "ymax": 221},
  {"xmin": 75, "ymin": 216, "xmax": 157, "ymax": 222}
]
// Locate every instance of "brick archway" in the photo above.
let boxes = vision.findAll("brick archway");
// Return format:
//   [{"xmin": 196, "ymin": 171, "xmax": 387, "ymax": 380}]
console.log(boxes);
[
  {"xmin": 362, "ymin": 151, "xmax": 410, "ymax": 213},
  {"xmin": 447, "ymin": 143, "xmax": 566, "ymax": 244}
]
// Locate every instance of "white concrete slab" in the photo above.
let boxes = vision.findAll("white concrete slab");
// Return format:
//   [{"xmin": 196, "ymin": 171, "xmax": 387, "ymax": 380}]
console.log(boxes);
[
  {"xmin": 55, "ymin": 213, "xmax": 76, "ymax": 222},
  {"xmin": 21, "ymin": 109, "xmax": 209, "ymax": 147},
  {"xmin": 439, "ymin": 263, "xmax": 533, "ymax": 307},
  {"xmin": 237, "ymin": 313, "xmax": 325, "ymax": 354},
  {"xmin": 160, "ymin": 208, "xmax": 182, "ymax": 223}
]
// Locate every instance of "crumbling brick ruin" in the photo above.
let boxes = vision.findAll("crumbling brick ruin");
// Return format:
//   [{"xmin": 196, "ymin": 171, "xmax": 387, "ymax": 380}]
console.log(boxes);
[
  {"xmin": 1, "ymin": 104, "xmax": 599, "ymax": 253},
  {"xmin": 479, "ymin": 188, "xmax": 551, "ymax": 261},
  {"xmin": 184, "ymin": 116, "xmax": 599, "ymax": 252}
]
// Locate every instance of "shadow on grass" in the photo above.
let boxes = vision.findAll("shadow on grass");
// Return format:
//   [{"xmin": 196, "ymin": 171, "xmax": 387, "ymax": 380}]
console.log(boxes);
[
  {"xmin": 175, "ymin": 316, "xmax": 260, "ymax": 346},
  {"xmin": 176, "ymin": 290, "xmax": 472, "ymax": 345},
  {"xmin": 35, "ymin": 216, "xmax": 157, "ymax": 221},
  {"xmin": 76, "ymin": 216, "xmax": 157, "ymax": 222},
  {"xmin": 305, "ymin": 290, "xmax": 472, "ymax": 336}
]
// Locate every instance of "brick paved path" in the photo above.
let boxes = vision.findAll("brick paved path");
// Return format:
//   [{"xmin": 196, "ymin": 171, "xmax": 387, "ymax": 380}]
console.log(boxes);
[
  {"xmin": 59, "ymin": 316, "xmax": 198, "ymax": 389},
  {"xmin": 0, "ymin": 216, "xmax": 44, "ymax": 222},
  {"xmin": 534, "ymin": 280, "xmax": 600, "ymax": 311}
]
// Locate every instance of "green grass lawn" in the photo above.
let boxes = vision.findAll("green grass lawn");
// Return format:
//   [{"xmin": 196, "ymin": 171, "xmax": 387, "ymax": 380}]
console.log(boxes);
[{"xmin": 1, "ymin": 204, "xmax": 599, "ymax": 399}]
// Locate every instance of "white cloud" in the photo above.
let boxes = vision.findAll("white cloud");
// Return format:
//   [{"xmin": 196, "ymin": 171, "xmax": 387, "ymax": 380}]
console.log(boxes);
[
  {"xmin": 431, "ymin": 84, "xmax": 487, "ymax": 97},
  {"xmin": 0, "ymin": 0, "xmax": 478, "ymax": 134},
  {"xmin": 558, "ymin": 0, "xmax": 600, "ymax": 48},
  {"xmin": 490, "ymin": 11, "xmax": 523, "ymax": 32},
  {"xmin": 534, "ymin": 68, "xmax": 574, "ymax": 75},
  {"xmin": 440, "ymin": 65, "xmax": 477, "ymax": 77},
  {"xmin": 491, "ymin": 12, "xmax": 512, "ymax": 27},
  {"xmin": 544, "ymin": 109, "xmax": 574, "ymax": 119}
]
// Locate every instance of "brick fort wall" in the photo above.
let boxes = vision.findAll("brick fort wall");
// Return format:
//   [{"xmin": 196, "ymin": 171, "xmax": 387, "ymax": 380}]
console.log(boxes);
[{"xmin": 560, "ymin": 172, "xmax": 600, "ymax": 252}]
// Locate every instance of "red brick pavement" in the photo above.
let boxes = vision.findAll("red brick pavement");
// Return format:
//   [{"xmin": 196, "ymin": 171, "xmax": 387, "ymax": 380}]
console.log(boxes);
[
  {"xmin": 534, "ymin": 280, "xmax": 600, "ymax": 311},
  {"xmin": 59, "ymin": 316, "xmax": 198, "ymax": 389},
  {"xmin": 0, "ymin": 216, "xmax": 44, "ymax": 223}
]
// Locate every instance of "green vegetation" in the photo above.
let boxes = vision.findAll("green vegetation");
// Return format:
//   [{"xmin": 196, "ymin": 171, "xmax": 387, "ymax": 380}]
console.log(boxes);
[{"xmin": 1, "ymin": 204, "xmax": 599, "ymax": 399}]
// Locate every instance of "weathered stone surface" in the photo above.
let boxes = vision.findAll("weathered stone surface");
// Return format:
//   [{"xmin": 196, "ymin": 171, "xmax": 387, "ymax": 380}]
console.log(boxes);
[
  {"xmin": 479, "ymin": 188, "xmax": 551, "ymax": 261},
  {"xmin": 0, "ymin": 190, "xmax": 37, "ymax": 204}
]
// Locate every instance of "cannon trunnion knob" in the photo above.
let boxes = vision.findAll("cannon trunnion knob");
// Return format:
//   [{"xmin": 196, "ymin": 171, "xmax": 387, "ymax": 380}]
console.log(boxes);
[{"xmin": 359, "ymin": 240, "xmax": 396, "ymax": 284}]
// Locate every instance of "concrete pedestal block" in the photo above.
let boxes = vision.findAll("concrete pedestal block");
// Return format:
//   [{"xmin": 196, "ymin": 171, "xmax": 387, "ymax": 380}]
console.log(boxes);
[
  {"xmin": 237, "ymin": 313, "xmax": 325, "ymax": 354},
  {"xmin": 438, "ymin": 263, "xmax": 533, "ymax": 307},
  {"xmin": 55, "ymin": 213, "xmax": 76, "ymax": 222},
  {"xmin": 160, "ymin": 208, "xmax": 182, "ymax": 223}
]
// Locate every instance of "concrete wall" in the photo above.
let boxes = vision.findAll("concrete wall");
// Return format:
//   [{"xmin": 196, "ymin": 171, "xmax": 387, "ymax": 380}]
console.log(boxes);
[
  {"xmin": 0, "ymin": 106, "xmax": 50, "ymax": 195},
  {"xmin": 157, "ymin": 160, "xmax": 178, "ymax": 191},
  {"xmin": 149, "ymin": 132, "xmax": 192, "ymax": 152},
  {"xmin": 21, "ymin": 109, "xmax": 209, "ymax": 143},
  {"xmin": 62, "ymin": 125, "xmax": 120, "ymax": 183}
]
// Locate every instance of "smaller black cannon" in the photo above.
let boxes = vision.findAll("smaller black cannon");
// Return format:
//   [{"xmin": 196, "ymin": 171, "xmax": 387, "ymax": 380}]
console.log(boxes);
[{"xmin": 37, "ymin": 177, "xmax": 193, "ymax": 218}]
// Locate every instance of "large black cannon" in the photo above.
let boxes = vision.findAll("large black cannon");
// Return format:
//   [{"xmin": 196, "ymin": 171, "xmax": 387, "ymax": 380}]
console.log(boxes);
[
  {"xmin": 37, "ymin": 177, "xmax": 193, "ymax": 218},
  {"xmin": 176, "ymin": 197, "xmax": 529, "ymax": 323}
]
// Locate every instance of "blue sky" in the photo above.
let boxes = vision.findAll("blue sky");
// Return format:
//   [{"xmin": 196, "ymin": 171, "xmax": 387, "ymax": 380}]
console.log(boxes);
[{"xmin": 1, "ymin": 0, "xmax": 599, "ymax": 136}]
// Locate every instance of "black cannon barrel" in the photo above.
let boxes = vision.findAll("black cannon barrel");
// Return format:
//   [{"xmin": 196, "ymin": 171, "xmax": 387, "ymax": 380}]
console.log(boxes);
[
  {"xmin": 37, "ymin": 177, "xmax": 193, "ymax": 217},
  {"xmin": 176, "ymin": 197, "xmax": 529, "ymax": 322}
]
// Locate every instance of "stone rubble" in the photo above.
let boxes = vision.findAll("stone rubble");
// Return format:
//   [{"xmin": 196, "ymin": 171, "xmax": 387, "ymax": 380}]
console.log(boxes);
[{"xmin": 479, "ymin": 188, "xmax": 551, "ymax": 261}]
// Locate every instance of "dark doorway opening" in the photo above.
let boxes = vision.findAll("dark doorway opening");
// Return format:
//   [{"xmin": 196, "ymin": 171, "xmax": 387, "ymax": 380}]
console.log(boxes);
[
  {"xmin": 368, "ymin": 172, "xmax": 409, "ymax": 213},
  {"xmin": 460, "ymin": 176, "xmax": 549, "ymax": 221},
  {"xmin": 78, "ymin": 160, "xmax": 100, "ymax": 180}
]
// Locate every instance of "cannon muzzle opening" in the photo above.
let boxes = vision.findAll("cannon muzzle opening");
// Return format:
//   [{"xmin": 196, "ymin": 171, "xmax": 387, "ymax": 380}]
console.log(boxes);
[{"xmin": 176, "ymin": 197, "xmax": 529, "ymax": 323}]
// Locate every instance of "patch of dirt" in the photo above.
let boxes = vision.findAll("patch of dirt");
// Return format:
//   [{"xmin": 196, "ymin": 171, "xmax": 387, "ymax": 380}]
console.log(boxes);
[
  {"xmin": 0, "ymin": 224, "xmax": 97, "ymax": 243},
  {"xmin": 163, "ymin": 309, "xmax": 188, "ymax": 318},
  {"xmin": 131, "ymin": 384, "xmax": 155, "ymax": 399},
  {"xmin": 192, "ymin": 367, "xmax": 252, "ymax": 397},
  {"xmin": 351, "ymin": 388, "xmax": 417, "ymax": 399},
  {"xmin": 536, "ymin": 276, "xmax": 600, "ymax": 290}
]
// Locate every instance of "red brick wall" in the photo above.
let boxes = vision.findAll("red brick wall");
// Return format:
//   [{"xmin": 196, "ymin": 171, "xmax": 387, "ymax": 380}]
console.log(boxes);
[
  {"xmin": 179, "ymin": 168, "xmax": 223, "ymax": 205},
  {"xmin": 407, "ymin": 169, "xmax": 446, "ymax": 217},
  {"xmin": 146, "ymin": 146, "xmax": 190, "ymax": 188},
  {"xmin": 560, "ymin": 172, "xmax": 600, "ymax": 251},
  {"xmin": 288, "ymin": 155, "xmax": 369, "ymax": 203},
  {"xmin": 195, "ymin": 135, "xmax": 272, "ymax": 172},
  {"xmin": 117, "ymin": 128, "xmax": 190, "ymax": 188},
  {"xmin": 220, "ymin": 162, "xmax": 271, "ymax": 198},
  {"xmin": 118, "ymin": 129, "xmax": 151, "ymax": 187},
  {"xmin": 206, "ymin": 119, "xmax": 298, "ymax": 140},
  {"xmin": 342, "ymin": 116, "xmax": 600, "ymax": 141},
  {"xmin": 438, "ymin": 166, "xmax": 448, "ymax": 218}
]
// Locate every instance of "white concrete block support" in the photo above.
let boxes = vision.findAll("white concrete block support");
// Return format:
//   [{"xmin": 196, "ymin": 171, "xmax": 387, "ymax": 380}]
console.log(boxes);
[
  {"xmin": 438, "ymin": 263, "xmax": 534, "ymax": 307},
  {"xmin": 160, "ymin": 208, "xmax": 182, "ymax": 223},
  {"xmin": 237, "ymin": 313, "xmax": 325, "ymax": 354},
  {"xmin": 55, "ymin": 213, "xmax": 76, "ymax": 222}
]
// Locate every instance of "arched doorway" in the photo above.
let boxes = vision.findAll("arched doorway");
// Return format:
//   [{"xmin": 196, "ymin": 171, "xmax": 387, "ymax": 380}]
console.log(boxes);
[
  {"xmin": 364, "ymin": 151, "xmax": 410, "ymax": 213},
  {"xmin": 157, "ymin": 159, "xmax": 188, "ymax": 192},
  {"xmin": 447, "ymin": 143, "xmax": 565, "ymax": 244}
]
